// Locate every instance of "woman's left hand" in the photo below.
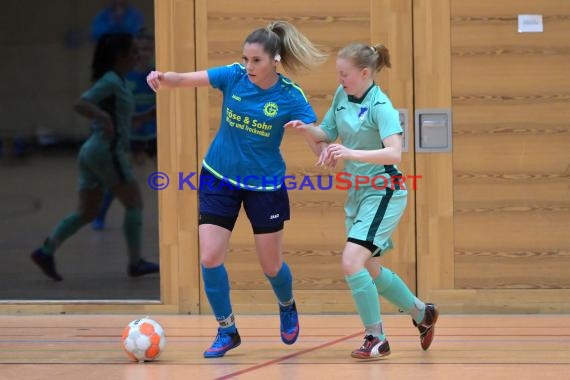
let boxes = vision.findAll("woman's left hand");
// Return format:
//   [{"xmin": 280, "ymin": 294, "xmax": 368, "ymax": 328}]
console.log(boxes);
[
  {"xmin": 317, "ymin": 144, "xmax": 337, "ymax": 168},
  {"xmin": 327, "ymin": 143, "xmax": 353, "ymax": 161}
]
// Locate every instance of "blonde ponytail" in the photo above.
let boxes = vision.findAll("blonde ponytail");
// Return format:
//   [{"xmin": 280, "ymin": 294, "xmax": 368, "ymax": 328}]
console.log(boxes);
[{"xmin": 245, "ymin": 20, "xmax": 327, "ymax": 74}]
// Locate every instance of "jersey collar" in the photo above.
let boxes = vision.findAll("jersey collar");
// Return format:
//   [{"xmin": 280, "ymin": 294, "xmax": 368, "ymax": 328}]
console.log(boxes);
[{"xmin": 347, "ymin": 82, "xmax": 375, "ymax": 104}]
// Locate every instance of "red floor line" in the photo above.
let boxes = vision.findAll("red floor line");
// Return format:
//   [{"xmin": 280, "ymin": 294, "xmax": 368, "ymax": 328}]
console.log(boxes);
[{"xmin": 213, "ymin": 331, "xmax": 363, "ymax": 380}]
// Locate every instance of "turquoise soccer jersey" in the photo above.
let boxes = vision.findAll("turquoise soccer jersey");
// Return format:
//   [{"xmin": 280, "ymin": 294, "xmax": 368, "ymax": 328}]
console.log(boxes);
[
  {"xmin": 204, "ymin": 63, "xmax": 317, "ymax": 190},
  {"xmin": 320, "ymin": 84, "xmax": 403, "ymax": 189},
  {"xmin": 81, "ymin": 70, "xmax": 135, "ymax": 152},
  {"xmin": 77, "ymin": 70, "xmax": 136, "ymax": 190}
]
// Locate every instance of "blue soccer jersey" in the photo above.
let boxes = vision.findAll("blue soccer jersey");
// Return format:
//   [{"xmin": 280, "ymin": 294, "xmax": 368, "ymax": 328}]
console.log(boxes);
[
  {"xmin": 126, "ymin": 69, "xmax": 156, "ymax": 141},
  {"xmin": 204, "ymin": 63, "xmax": 317, "ymax": 190}
]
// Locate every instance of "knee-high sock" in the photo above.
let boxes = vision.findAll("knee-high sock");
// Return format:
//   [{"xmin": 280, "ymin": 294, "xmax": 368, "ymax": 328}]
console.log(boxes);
[
  {"xmin": 123, "ymin": 208, "xmax": 142, "ymax": 265},
  {"xmin": 374, "ymin": 267, "xmax": 425, "ymax": 324},
  {"xmin": 266, "ymin": 262, "xmax": 294, "ymax": 306},
  {"xmin": 202, "ymin": 264, "xmax": 236, "ymax": 333},
  {"xmin": 346, "ymin": 269, "xmax": 384, "ymax": 338},
  {"xmin": 43, "ymin": 213, "xmax": 86, "ymax": 255}
]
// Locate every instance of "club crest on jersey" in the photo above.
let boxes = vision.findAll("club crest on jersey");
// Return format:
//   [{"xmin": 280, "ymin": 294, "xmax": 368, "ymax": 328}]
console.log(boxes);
[
  {"xmin": 358, "ymin": 106, "xmax": 369, "ymax": 121},
  {"xmin": 263, "ymin": 102, "xmax": 278, "ymax": 117}
]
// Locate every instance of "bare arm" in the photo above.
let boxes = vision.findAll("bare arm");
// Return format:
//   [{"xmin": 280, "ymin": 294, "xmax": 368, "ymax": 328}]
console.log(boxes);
[
  {"xmin": 73, "ymin": 98, "xmax": 111, "ymax": 123},
  {"xmin": 284, "ymin": 120, "xmax": 338, "ymax": 167},
  {"xmin": 73, "ymin": 98, "xmax": 113, "ymax": 137},
  {"xmin": 306, "ymin": 139, "xmax": 326, "ymax": 157},
  {"xmin": 147, "ymin": 70, "xmax": 210, "ymax": 91},
  {"xmin": 328, "ymin": 133, "xmax": 403, "ymax": 165},
  {"xmin": 285, "ymin": 120, "xmax": 330, "ymax": 143}
]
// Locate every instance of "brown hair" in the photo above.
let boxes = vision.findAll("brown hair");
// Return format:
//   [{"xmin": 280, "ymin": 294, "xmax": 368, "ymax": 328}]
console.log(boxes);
[
  {"xmin": 338, "ymin": 43, "xmax": 391, "ymax": 73},
  {"xmin": 244, "ymin": 20, "xmax": 327, "ymax": 74}
]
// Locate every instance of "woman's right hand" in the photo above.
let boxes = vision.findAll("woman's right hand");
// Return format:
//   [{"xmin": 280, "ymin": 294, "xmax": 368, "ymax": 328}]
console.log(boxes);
[
  {"xmin": 147, "ymin": 70, "xmax": 165, "ymax": 92},
  {"xmin": 317, "ymin": 142, "xmax": 337, "ymax": 168},
  {"xmin": 284, "ymin": 120, "xmax": 309, "ymax": 131}
]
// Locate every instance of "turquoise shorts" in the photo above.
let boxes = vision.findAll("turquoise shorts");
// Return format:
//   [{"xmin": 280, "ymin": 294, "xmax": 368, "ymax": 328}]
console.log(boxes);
[
  {"xmin": 77, "ymin": 140, "xmax": 136, "ymax": 190},
  {"xmin": 345, "ymin": 187, "xmax": 407, "ymax": 256}
]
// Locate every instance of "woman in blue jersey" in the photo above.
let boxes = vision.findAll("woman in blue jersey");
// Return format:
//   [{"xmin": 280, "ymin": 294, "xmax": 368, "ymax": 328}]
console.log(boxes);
[
  {"xmin": 286, "ymin": 43, "xmax": 438, "ymax": 360},
  {"xmin": 147, "ymin": 21, "xmax": 326, "ymax": 358},
  {"xmin": 128, "ymin": 32, "xmax": 157, "ymax": 165},
  {"xmin": 30, "ymin": 33, "xmax": 159, "ymax": 281}
]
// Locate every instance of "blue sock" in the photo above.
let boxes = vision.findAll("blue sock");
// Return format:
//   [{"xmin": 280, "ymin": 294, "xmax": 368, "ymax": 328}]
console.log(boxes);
[
  {"xmin": 202, "ymin": 264, "xmax": 236, "ymax": 334},
  {"xmin": 96, "ymin": 191, "xmax": 114, "ymax": 220},
  {"xmin": 266, "ymin": 262, "xmax": 294, "ymax": 307}
]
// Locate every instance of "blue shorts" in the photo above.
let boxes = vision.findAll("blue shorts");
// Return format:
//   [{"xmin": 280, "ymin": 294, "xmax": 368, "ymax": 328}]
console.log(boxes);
[{"xmin": 198, "ymin": 168, "xmax": 290, "ymax": 234}]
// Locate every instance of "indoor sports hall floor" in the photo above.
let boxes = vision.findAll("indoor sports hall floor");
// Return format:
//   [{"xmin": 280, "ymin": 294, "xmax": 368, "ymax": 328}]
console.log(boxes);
[{"xmin": 0, "ymin": 314, "xmax": 569, "ymax": 380}]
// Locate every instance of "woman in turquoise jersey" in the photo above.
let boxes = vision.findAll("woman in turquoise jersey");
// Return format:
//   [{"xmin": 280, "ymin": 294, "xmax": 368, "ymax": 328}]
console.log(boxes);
[
  {"xmin": 31, "ymin": 33, "xmax": 158, "ymax": 281},
  {"xmin": 91, "ymin": 31, "xmax": 157, "ymax": 231},
  {"xmin": 147, "ymin": 21, "xmax": 326, "ymax": 358},
  {"xmin": 286, "ymin": 42, "xmax": 438, "ymax": 360}
]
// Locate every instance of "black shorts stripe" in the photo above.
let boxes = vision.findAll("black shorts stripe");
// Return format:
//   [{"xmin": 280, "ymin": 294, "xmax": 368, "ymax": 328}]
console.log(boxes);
[
  {"xmin": 366, "ymin": 187, "xmax": 394, "ymax": 242},
  {"xmin": 347, "ymin": 237, "xmax": 379, "ymax": 255},
  {"xmin": 384, "ymin": 165, "xmax": 402, "ymax": 190}
]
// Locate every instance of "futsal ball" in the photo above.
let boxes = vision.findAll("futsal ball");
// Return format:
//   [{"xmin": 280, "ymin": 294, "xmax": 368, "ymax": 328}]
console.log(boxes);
[{"xmin": 122, "ymin": 317, "xmax": 166, "ymax": 362}]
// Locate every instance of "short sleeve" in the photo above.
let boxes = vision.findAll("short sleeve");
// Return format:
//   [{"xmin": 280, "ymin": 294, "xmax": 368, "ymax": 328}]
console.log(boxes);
[
  {"xmin": 288, "ymin": 89, "xmax": 317, "ymax": 125},
  {"xmin": 81, "ymin": 74, "xmax": 116, "ymax": 104},
  {"xmin": 373, "ymin": 102, "xmax": 402, "ymax": 141},
  {"xmin": 319, "ymin": 106, "xmax": 338, "ymax": 142},
  {"xmin": 207, "ymin": 63, "xmax": 242, "ymax": 92},
  {"xmin": 318, "ymin": 86, "xmax": 345, "ymax": 142}
]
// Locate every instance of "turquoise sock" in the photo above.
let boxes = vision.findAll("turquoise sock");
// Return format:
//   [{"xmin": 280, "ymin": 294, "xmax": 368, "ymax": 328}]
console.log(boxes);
[
  {"xmin": 374, "ymin": 267, "xmax": 425, "ymax": 324},
  {"xmin": 123, "ymin": 208, "xmax": 142, "ymax": 265},
  {"xmin": 43, "ymin": 213, "xmax": 86, "ymax": 255},
  {"xmin": 346, "ymin": 269, "xmax": 384, "ymax": 339},
  {"xmin": 265, "ymin": 262, "xmax": 294, "ymax": 306}
]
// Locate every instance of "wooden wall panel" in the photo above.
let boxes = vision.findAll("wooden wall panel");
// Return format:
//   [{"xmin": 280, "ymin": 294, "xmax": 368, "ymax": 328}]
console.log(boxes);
[
  {"xmin": 413, "ymin": 0, "xmax": 455, "ymax": 299},
  {"xmin": 155, "ymin": 0, "xmax": 200, "ymax": 313},
  {"xmin": 451, "ymin": 0, "xmax": 570, "ymax": 295}
]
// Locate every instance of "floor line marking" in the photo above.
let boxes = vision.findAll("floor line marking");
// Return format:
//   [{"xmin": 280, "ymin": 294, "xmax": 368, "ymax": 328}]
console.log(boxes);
[{"xmin": 214, "ymin": 331, "xmax": 363, "ymax": 380}]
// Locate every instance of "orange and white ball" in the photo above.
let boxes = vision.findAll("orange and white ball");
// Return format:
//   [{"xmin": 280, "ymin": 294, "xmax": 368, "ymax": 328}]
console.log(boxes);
[{"xmin": 122, "ymin": 317, "xmax": 166, "ymax": 362}]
